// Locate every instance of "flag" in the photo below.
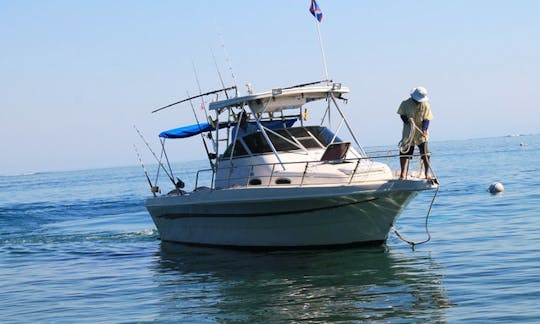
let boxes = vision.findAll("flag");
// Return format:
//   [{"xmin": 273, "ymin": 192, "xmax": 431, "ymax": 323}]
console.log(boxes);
[{"xmin": 309, "ymin": 0, "xmax": 323, "ymax": 22}]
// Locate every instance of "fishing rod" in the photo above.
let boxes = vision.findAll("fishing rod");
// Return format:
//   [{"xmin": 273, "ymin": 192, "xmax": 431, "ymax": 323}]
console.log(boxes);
[
  {"xmin": 133, "ymin": 125, "xmax": 176, "ymax": 186},
  {"xmin": 192, "ymin": 60, "xmax": 209, "ymax": 118},
  {"xmin": 211, "ymin": 47, "xmax": 229, "ymax": 99},
  {"xmin": 158, "ymin": 137, "xmax": 177, "ymax": 186},
  {"xmin": 215, "ymin": 21, "xmax": 238, "ymax": 94},
  {"xmin": 192, "ymin": 61, "xmax": 223, "ymax": 156},
  {"xmin": 151, "ymin": 86, "xmax": 236, "ymax": 114},
  {"xmin": 186, "ymin": 90, "xmax": 215, "ymax": 170},
  {"xmin": 133, "ymin": 144, "xmax": 158, "ymax": 196}
]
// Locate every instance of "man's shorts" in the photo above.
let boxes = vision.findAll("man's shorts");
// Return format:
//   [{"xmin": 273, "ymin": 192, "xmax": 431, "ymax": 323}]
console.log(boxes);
[{"xmin": 401, "ymin": 142, "xmax": 429, "ymax": 159}]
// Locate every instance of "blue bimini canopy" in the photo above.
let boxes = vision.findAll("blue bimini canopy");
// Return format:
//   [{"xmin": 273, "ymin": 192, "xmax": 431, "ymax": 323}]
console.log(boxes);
[
  {"xmin": 159, "ymin": 119, "xmax": 297, "ymax": 139},
  {"xmin": 159, "ymin": 122, "xmax": 213, "ymax": 139}
]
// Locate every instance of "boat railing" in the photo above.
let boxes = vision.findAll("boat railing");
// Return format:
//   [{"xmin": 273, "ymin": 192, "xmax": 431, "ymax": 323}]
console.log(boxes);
[
  {"xmin": 193, "ymin": 150, "xmax": 435, "ymax": 190},
  {"xmin": 195, "ymin": 168, "xmax": 214, "ymax": 189}
]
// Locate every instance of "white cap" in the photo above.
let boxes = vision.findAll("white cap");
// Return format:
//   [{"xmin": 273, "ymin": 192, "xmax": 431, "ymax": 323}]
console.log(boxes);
[{"xmin": 410, "ymin": 86, "xmax": 429, "ymax": 102}]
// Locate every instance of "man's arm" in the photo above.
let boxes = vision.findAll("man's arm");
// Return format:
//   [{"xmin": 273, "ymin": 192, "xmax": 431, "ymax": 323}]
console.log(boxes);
[
  {"xmin": 400, "ymin": 115, "xmax": 409, "ymax": 124},
  {"xmin": 422, "ymin": 120, "xmax": 430, "ymax": 131}
]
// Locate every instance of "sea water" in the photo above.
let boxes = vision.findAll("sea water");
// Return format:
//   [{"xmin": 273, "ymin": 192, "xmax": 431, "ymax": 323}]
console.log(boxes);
[{"xmin": 1, "ymin": 135, "xmax": 539, "ymax": 322}]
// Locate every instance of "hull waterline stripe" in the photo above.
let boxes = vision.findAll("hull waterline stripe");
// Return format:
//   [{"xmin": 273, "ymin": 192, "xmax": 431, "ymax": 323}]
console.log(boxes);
[
  {"xmin": 157, "ymin": 197, "xmax": 378, "ymax": 219},
  {"xmin": 159, "ymin": 239, "xmax": 386, "ymax": 251}
]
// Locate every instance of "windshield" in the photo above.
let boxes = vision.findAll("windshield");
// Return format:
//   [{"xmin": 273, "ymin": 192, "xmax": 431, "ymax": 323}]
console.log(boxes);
[{"xmin": 222, "ymin": 126, "xmax": 343, "ymax": 158}]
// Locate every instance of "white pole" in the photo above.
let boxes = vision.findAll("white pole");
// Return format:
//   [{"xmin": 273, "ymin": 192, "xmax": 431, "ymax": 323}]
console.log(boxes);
[{"xmin": 315, "ymin": 20, "xmax": 329, "ymax": 81}]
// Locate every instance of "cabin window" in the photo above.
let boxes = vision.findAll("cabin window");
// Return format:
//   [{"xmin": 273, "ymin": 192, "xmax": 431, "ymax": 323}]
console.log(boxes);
[
  {"xmin": 223, "ymin": 140, "xmax": 249, "ymax": 157},
  {"xmin": 243, "ymin": 133, "xmax": 272, "ymax": 154},
  {"xmin": 267, "ymin": 132, "xmax": 299, "ymax": 152},
  {"xmin": 228, "ymin": 126, "xmax": 345, "ymax": 156},
  {"xmin": 242, "ymin": 131, "xmax": 299, "ymax": 154},
  {"xmin": 286, "ymin": 128, "xmax": 323, "ymax": 148},
  {"xmin": 306, "ymin": 126, "xmax": 343, "ymax": 146}
]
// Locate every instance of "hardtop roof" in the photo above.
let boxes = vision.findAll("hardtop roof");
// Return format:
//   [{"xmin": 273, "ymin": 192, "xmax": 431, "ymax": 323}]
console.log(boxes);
[{"xmin": 208, "ymin": 83, "xmax": 349, "ymax": 113}]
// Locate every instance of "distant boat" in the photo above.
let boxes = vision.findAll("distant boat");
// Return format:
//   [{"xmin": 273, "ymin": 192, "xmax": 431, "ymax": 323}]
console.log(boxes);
[{"xmin": 143, "ymin": 81, "xmax": 438, "ymax": 249}]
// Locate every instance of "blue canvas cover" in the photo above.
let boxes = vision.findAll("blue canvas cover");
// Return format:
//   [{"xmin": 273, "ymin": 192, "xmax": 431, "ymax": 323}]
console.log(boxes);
[
  {"xmin": 159, "ymin": 119, "xmax": 297, "ymax": 139},
  {"xmin": 159, "ymin": 122, "xmax": 213, "ymax": 138}
]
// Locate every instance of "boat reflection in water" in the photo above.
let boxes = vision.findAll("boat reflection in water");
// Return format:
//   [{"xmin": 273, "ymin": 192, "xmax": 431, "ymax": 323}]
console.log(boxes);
[{"xmin": 153, "ymin": 243, "xmax": 450, "ymax": 322}]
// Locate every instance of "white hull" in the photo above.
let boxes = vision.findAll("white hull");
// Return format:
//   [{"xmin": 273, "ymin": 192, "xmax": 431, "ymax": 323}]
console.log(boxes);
[{"xmin": 145, "ymin": 180, "xmax": 434, "ymax": 248}]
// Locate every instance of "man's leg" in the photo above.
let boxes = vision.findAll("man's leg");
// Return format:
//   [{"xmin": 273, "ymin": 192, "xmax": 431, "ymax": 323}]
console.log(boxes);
[
  {"xmin": 399, "ymin": 146, "xmax": 414, "ymax": 179},
  {"xmin": 400, "ymin": 157, "xmax": 409, "ymax": 179},
  {"xmin": 419, "ymin": 142, "xmax": 431, "ymax": 179}
]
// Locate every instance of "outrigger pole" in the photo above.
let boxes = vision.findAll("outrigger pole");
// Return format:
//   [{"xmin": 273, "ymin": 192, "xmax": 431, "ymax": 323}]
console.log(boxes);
[
  {"xmin": 151, "ymin": 86, "xmax": 236, "ymax": 114},
  {"xmin": 282, "ymin": 79, "xmax": 332, "ymax": 90}
]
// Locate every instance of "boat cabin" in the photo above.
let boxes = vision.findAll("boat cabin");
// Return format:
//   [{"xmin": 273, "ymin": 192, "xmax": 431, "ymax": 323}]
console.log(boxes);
[{"xmin": 154, "ymin": 81, "xmax": 386, "ymax": 191}]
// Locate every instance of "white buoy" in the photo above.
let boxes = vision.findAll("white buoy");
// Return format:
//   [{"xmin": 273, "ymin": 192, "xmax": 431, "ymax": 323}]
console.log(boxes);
[{"xmin": 488, "ymin": 182, "xmax": 504, "ymax": 194}]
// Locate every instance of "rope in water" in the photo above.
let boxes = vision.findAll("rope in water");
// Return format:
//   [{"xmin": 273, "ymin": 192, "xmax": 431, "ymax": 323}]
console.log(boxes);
[{"xmin": 392, "ymin": 184, "xmax": 439, "ymax": 250}]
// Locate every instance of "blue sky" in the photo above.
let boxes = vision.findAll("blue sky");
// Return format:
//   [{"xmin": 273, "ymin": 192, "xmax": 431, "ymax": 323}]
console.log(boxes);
[{"xmin": 1, "ymin": 1, "xmax": 539, "ymax": 174}]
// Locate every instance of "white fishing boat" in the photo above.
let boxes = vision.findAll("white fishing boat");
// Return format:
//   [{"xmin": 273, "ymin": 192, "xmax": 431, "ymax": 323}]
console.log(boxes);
[{"xmin": 141, "ymin": 80, "xmax": 438, "ymax": 249}]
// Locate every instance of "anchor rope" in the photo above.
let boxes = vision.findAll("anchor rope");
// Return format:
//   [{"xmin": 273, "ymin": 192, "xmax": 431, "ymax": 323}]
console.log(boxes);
[
  {"xmin": 399, "ymin": 118, "xmax": 424, "ymax": 154},
  {"xmin": 392, "ymin": 184, "xmax": 439, "ymax": 250}
]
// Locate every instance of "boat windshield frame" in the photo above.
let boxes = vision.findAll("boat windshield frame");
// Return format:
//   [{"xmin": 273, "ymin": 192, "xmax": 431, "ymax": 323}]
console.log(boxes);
[{"xmin": 221, "ymin": 125, "xmax": 343, "ymax": 159}]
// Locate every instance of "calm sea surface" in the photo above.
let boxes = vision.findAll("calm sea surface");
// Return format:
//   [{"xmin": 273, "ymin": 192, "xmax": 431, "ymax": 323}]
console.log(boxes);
[{"xmin": 1, "ymin": 135, "xmax": 539, "ymax": 323}]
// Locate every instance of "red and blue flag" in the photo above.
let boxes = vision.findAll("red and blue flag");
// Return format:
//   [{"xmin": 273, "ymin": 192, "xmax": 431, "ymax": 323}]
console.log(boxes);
[{"xmin": 309, "ymin": 0, "xmax": 323, "ymax": 22}]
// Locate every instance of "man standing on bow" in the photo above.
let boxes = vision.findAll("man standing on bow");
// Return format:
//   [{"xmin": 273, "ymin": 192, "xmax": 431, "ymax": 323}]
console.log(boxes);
[{"xmin": 397, "ymin": 86, "xmax": 433, "ymax": 180}]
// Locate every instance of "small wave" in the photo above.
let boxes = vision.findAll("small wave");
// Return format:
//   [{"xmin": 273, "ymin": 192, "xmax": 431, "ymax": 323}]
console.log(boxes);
[
  {"xmin": 135, "ymin": 228, "xmax": 157, "ymax": 236},
  {"xmin": 113, "ymin": 228, "xmax": 158, "ymax": 240},
  {"xmin": 87, "ymin": 229, "xmax": 158, "ymax": 242},
  {"xmin": 0, "ymin": 229, "xmax": 158, "ymax": 246},
  {"xmin": 0, "ymin": 171, "xmax": 46, "ymax": 177},
  {"xmin": 0, "ymin": 196, "xmax": 146, "ymax": 222}
]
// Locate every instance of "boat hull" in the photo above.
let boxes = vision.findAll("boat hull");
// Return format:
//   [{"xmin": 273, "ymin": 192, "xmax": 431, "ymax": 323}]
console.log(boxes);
[{"xmin": 145, "ymin": 180, "xmax": 435, "ymax": 248}]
